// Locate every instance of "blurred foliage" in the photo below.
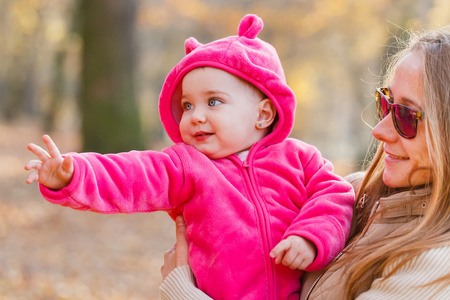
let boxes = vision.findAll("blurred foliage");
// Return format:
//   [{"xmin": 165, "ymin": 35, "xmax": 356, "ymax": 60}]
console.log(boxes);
[{"xmin": 1, "ymin": 0, "xmax": 449, "ymax": 166}]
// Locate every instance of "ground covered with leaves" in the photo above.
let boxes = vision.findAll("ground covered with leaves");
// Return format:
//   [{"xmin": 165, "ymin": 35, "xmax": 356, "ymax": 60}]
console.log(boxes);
[{"xmin": 0, "ymin": 120, "xmax": 175, "ymax": 300}]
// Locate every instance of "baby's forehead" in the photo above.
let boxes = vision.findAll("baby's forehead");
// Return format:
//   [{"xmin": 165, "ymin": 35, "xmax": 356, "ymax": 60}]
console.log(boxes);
[{"xmin": 181, "ymin": 67, "xmax": 265, "ymax": 99}]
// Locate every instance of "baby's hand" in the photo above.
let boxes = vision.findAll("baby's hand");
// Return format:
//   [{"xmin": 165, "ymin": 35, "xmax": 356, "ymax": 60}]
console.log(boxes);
[
  {"xmin": 270, "ymin": 235, "xmax": 317, "ymax": 270},
  {"xmin": 25, "ymin": 135, "xmax": 74, "ymax": 190}
]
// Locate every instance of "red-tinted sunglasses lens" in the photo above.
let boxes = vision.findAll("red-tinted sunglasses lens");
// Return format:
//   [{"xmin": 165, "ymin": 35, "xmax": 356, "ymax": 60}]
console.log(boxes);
[
  {"xmin": 376, "ymin": 90, "xmax": 390, "ymax": 119},
  {"xmin": 393, "ymin": 105, "xmax": 417, "ymax": 138},
  {"xmin": 375, "ymin": 89, "xmax": 420, "ymax": 139}
]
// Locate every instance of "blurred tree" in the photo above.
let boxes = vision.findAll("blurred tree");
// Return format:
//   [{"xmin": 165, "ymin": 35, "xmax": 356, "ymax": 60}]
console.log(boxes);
[
  {"xmin": 79, "ymin": 0, "xmax": 144, "ymax": 152},
  {"xmin": 44, "ymin": 49, "xmax": 65, "ymax": 132},
  {"xmin": 0, "ymin": 0, "xmax": 43, "ymax": 120}
]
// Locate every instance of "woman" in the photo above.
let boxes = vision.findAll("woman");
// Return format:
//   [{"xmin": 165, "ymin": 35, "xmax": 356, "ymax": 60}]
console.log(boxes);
[{"xmin": 159, "ymin": 26, "xmax": 450, "ymax": 299}]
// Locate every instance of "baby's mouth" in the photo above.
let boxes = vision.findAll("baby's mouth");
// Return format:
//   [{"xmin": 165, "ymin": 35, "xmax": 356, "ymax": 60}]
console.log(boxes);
[
  {"xmin": 193, "ymin": 132, "xmax": 214, "ymax": 141},
  {"xmin": 194, "ymin": 132, "xmax": 213, "ymax": 137}
]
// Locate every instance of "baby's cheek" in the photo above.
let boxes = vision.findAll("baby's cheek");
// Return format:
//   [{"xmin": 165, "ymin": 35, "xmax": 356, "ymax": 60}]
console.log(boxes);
[{"xmin": 179, "ymin": 125, "xmax": 189, "ymax": 142}]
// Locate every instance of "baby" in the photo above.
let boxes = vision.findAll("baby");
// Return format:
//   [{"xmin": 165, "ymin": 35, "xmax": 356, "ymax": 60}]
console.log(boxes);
[{"xmin": 26, "ymin": 14, "xmax": 354, "ymax": 299}]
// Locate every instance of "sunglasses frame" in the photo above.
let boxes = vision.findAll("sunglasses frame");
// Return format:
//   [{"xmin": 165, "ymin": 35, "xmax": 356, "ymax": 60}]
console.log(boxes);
[{"xmin": 375, "ymin": 87, "xmax": 425, "ymax": 139}]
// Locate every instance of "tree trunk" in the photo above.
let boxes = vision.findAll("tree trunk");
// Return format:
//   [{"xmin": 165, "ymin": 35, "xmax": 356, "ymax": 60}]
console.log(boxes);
[{"xmin": 79, "ymin": 0, "xmax": 143, "ymax": 153}]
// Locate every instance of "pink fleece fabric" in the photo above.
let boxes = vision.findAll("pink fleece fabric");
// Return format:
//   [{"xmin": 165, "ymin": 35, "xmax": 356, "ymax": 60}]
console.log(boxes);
[{"xmin": 39, "ymin": 15, "xmax": 355, "ymax": 299}]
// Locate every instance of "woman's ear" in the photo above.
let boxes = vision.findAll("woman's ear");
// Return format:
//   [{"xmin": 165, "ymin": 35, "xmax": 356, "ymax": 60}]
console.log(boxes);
[{"xmin": 256, "ymin": 98, "xmax": 276, "ymax": 129}]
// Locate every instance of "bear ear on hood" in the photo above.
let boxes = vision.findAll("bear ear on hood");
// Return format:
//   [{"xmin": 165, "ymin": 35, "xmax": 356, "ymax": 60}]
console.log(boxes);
[
  {"xmin": 238, "ymin": 14, "xmax": 263, "ymax": 39},
  {"xmin": 185, "ymin": 37, "xmax": 203, "ymax": 55}
]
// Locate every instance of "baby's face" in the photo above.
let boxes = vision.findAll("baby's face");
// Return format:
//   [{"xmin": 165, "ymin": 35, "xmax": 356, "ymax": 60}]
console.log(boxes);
[{"xmin": 179, "ymin": 67, "xmax": 265, "ymax": 159}]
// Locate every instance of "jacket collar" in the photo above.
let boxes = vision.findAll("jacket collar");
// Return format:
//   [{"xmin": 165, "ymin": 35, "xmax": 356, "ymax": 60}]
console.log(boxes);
[{"xmin": 377, "ymin": 187, "xmax": 431, "ymax": 222}]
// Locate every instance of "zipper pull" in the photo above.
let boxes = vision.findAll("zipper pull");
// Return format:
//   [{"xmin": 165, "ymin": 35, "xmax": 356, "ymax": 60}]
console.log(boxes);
[{"xmin": 242, "ymin": 160, "xmax": 249, "ymax": 168}]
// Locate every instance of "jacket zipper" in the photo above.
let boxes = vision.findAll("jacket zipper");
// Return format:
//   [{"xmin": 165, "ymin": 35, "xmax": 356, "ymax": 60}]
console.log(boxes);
[
  {"xmin": 304, "ymin": 201, "xmax": 380, "ymax": 299},
  {"xmin": 240, "ymin": 158, "xmax": 277, "ymax": 299}
]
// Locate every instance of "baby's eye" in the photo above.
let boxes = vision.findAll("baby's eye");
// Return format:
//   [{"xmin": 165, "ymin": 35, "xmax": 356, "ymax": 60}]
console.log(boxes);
[
  {"xmin": 182, "ymin": 102, "xmax": 193, "ymax": 111},
  {"xmin": 208, "ymin": 98, "xmax": 222, "ymax": 107}
]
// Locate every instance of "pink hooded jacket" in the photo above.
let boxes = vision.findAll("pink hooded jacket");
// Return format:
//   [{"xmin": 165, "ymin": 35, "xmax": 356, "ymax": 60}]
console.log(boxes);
[{"xmin": 39, "ymin": 15, "xmax": 354, "ymax": 300}]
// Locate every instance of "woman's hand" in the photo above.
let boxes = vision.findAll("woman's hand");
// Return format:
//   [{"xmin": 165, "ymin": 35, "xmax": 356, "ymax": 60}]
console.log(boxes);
[{"xmin": 161, "ymin": 215, "xmax": 190, "ymax": 281}]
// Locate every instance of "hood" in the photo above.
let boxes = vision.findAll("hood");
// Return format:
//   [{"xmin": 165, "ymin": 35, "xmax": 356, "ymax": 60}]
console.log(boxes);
[{"xmin": 159, "ymin": 14, "xmax": 296, "ymax": 147}]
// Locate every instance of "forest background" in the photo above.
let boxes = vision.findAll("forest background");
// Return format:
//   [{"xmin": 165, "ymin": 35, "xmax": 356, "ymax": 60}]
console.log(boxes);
[{"xmin": 0, "ymin": 0, "xmax": 449, "ymax": 299}]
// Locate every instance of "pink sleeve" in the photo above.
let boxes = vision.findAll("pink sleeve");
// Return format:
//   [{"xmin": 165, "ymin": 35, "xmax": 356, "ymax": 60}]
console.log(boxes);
[
  {"xmin": 39, "ymin": 148, "xmax": 188, "ymax": 214},
  {"xmin": 283, "ymin": 149, "xmax": 355, "ymax": 271}
]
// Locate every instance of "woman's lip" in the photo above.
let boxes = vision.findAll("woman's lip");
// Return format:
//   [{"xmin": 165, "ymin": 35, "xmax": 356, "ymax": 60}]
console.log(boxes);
[
  {"xmin": 386, "ymin": 155, "xmax": 409, "ymax": 160},
  {"xmin": 385, "ymin": 150, "xmax": 409, "ymax": 160}
]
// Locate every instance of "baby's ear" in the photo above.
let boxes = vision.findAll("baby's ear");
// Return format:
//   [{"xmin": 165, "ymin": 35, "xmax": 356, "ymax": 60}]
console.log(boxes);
[
  {"xmin": 185, "ymin": 37, "xmax": 203, "ymax": 55},
  {"xmin": 257, "ymin": 98, "xmax": 277, "ymax": 129}
]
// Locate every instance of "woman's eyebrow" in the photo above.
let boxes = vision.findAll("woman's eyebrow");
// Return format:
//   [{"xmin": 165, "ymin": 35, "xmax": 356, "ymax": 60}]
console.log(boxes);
[{"xmin": 388, "ymin": 87, "xmax": 424, "ymax": 110}]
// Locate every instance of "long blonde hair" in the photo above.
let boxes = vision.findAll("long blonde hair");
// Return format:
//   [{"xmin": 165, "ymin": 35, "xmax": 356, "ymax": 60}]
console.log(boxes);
[{"xmin": 341, "ymin": 26, "xmax": 450, "ymax": 298}]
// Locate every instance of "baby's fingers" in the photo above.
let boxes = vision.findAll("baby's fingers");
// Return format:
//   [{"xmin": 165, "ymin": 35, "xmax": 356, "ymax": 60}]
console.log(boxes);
[
  {"xmin": 270, "ymin": 239, "xmax": 292, "ymax": 264},
  {"xmin": 42, "ymin": 135, "xmax": 62, "ymax": 159},
  {"xmin": 26, "ymin": 172, "xmax": 39, "ymax": 184},
  {"xmin": 60, "ymin": 155, "xmax": 74, "ymax": 181},
  {"xmin": 284, "ymin": 253, "xmax": 307, "ymax": 270},
  {"xmin": 27, "ymin": 143, "xmax": 50, "ymax": 162},
  {"xmin": 25, "ymin": 160, "xmax": 43, "ymax": 171},
  {"xmin": 62, "ymin": 155, "xmax": 73, "ymax": 172},
  {"xmin": 270, "ymin": 239, "xmax": 292, "ymax": 257}
]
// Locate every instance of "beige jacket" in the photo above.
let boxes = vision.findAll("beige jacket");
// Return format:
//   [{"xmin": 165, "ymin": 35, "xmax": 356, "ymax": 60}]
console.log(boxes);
[
  {"xmin": 160, "ymin": 175, "xmax": 450, "ymax": 299},
  {"xmin": 301, "ymin": 185, "xmax": 450, "ymax": 300}
]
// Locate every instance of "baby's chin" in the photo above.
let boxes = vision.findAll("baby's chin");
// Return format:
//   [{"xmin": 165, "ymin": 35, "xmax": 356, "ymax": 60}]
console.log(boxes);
[
  {"xmin": 202, "ymin": 152, "xmax": 229, "ymax": 160},
  {"xmin": 187, "ymin": 142, "xmax": 245, "ymax": 159},
  {"xmin": 197, "ymin": 149, "xmax": 234, "ymax": 160}
]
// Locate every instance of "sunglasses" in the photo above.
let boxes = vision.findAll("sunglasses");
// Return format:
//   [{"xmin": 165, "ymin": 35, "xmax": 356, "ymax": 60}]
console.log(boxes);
[{"xmin": 375, "ymin": 88, "xmax": 425, "ymax": 139}]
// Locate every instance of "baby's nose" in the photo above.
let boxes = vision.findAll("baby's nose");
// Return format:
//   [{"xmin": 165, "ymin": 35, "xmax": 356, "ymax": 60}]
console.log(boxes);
[{"xmin": 190, "ymin": 108, "xmax": 207, "ymax": 124}]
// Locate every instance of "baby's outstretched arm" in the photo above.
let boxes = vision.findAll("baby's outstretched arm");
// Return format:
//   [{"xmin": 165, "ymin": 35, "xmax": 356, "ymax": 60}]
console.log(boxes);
[
  {"xmin": 25, "ymin": 135, "xmax": 74, "ymax": 190},
  {"xmin": 270, "ymin": 235, "xmax": 317, "ymax": 270}
]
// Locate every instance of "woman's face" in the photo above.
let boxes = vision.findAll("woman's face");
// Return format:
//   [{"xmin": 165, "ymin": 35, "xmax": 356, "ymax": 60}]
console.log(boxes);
[{"xmin": 372, "ymin": 52, "xmax": 432, "ymax": 188}]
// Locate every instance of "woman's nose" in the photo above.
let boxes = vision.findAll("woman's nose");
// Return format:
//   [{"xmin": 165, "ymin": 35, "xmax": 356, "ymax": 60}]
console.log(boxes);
[{"xmin": 372, "ymin": 112, "xmax": 398, "ymax": 143}]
